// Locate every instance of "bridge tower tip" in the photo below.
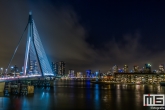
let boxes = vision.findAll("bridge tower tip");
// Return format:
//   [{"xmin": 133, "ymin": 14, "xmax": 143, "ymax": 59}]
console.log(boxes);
[{"xmin": 29, "ymin": 11, "xmax": 32, "ymax": 15}]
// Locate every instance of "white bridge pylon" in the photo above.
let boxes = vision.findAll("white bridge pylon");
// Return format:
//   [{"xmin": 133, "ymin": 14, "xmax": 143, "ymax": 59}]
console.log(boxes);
[{"xmin": 23, "ymin": 12, "xmax": 53, "ymax": 76}]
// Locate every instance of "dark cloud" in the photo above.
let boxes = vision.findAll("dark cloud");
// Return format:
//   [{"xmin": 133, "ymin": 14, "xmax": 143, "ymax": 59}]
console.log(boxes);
[
  {"xmin": 92, "ymin": 32, "xmax": 165, "ymax": 72},
  {"xmin": 0, "ymin": 1, "xmax": 164, "ymax": 73},
  {"xmin": 0, "ymin": 1, "xmax": 97, "ymax": 72}
]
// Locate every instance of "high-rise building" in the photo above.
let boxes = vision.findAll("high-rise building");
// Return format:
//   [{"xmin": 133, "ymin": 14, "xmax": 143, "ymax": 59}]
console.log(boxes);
[
  {"xmin": 51, "ymin": 62, "xmax": 58, "ymax": 75},
  {"xmin": 77, "ymin": 72, "xmax": 83, "ymax": 78},
  {"xmin": 123, "ymin": 65, "xmax": 128, "ymax": 73},
  {"xmin": 159, "ymin": 64, "xmax": 164, "ymax": 73},
  {"xmin": 133, "ymin": 65, "xmax": 139, "ymax": 73},
  {"xmin": 86, "ymin": 70, "xmax": 91, "ymax": 77},
  {"xmin": 58, "ymin": 61, "xmax": 65, "ymax": 76},
  {"xmin": 55, "ymin": 62, "xmax": 58, "ymax": 75},
  {"xmin": 51, "ymin": 62, "xmax": 55, "ymax": 74},
  {"xmin": 29, "ymin": 60, "xmax": 39, "ymax": 74},
  {"xmin": 52, "ymin": 61, "xmax": 65, "ymax": 76},
  {"xmin": 144, "ymin": 64, "xmax": 151, "ymax": 73},
  {"xmin": 118, "ymin": 68, "xmax": 123, "ymax": 73},
  {"xmin": 112, "ymin": 65, "xmax": 118, "ymax": 74},
  {"xmin": 106, "ymin": 70, "xmax": 111, "ymax": 75},
  {"xmin": 11, "ymin": 65, "xmax": 19, "ymax": 73},
  {"xmin": 68, "ymin": 69, "xmax": 74, "ymax": 77}
]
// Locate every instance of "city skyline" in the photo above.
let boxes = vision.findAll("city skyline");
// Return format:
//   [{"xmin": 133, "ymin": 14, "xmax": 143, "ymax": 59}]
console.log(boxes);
[
  {"xmin": 0, "ymin": 1, "xmax": 165, "ymax": 72},
  {"xmin": 0, "ymin": 1, "xmax": 164, "ymax": 110},
  {"xmin": 2, "ymin": 63, "xmax": 165, "ymax": 74}
]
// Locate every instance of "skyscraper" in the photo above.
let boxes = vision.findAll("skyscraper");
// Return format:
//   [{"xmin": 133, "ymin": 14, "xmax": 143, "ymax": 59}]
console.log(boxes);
[
  {"xmin": 29, "ymin": 60, "xmax": 39, "ymax": 74},
  {"xmin": 123, "ymin": 65, "xmax": 128, "ymax": 73},
  {"xmin": 86, "ymin": 70, "xmax": 91, "ymax": 77},
  {"xmin": 58, "ymin": 61, "xmax": 65, "ymax": 76},
  {"xmin": 144, "ymin": 64, "xmax": 151, "ymax": 73},
  {"xmin": 133, "ymin": 65, "xmax": 139, "ymax": 73},
  {"xmin": 112, "ymin": 65, "xmax": 118, "ymax": 74},
  {"xmin": 68, "ymin": 69, "xmax": 74, "ymax": 77},
  {"xmin": 159, "ymin": 64, "xmax": 164, "ymax": 73},
  {"xmin": 10, "ymin": 65, "xmax": 19, "ymax": 73},
  {"xmin": 51, "ymin": 62, "xmax": 58, "ymax": 75},
  {"xmin": 52, "ymin": 61, "xmax": 65, "ymax": 76},
  {"xmin": 77, "ymin": 72, "xmax": 83, "ymax": 78}
]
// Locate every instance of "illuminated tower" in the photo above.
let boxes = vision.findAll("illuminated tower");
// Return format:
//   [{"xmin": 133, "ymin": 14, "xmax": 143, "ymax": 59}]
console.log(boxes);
[
  {"xmin": 159, "ymin": 64, "xmax": 164, "ymax": 73},
  {"xmin": 144, "ymin": 64, "xmax": 151, "ymax": 73},
  {"xmin": 23, "ymin": 12, "xmax": 53, "ymax": 76},
  {"xmin": 54, "ymin": 61, "xmax": 66, "ymax": 76},
  {"xmin": 51, "ymin": 62, "xmax": 58, "ymax": 75},
  {"xmin": 86, "ymin": 70, "xmax": 91, "ymax": 77},
  {"xmin": 68, "ymin": 69, "xmax": 74, "ymax": 77},
  {"xmin": 123, "ymin": 65, "xmax": 128, "ymax": 73},
  {"xmin": 112, "ymin": 65, "xmax": 118, "ymax": 74},
  {"xmin": 133, "ymin": 65, "xmax": 139, "ymax": 73}
]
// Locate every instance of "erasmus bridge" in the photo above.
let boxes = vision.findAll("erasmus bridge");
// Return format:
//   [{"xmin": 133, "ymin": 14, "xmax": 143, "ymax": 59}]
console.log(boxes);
[{"xmin": 1, "ymin": 12, "xmax": 54, "ymax": 82}]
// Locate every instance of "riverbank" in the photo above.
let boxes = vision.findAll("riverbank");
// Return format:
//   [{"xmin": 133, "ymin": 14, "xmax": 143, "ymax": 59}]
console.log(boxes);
[{"xmin": 90, "ymin": 81, "xmax": 161, "ymax": 85}]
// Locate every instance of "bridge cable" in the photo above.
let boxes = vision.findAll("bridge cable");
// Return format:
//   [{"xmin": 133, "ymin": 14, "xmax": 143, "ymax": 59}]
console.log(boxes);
[{"xmin": 6, "ymin": 22, "xmax": 29, "ymax": 73}]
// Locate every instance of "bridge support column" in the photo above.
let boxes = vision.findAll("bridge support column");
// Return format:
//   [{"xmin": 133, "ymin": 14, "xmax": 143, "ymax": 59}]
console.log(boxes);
[{"xmin": 0, "ymin": 82, "xmax": 5, "ymax": 92}]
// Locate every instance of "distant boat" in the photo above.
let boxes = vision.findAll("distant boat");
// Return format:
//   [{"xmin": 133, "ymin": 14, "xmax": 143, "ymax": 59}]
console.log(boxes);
[{"xmin": 160, "ymin": 81, "xmax": 165, "ymax": 86}]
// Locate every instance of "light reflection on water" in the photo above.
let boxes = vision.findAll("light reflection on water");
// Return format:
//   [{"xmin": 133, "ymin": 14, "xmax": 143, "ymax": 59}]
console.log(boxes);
[{"xmin": 0, "ymin": 80, "xmax": 164, "ymax": 110}]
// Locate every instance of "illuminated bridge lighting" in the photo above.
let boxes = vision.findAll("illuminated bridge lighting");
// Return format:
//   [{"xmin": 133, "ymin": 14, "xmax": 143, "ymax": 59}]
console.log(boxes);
[{"xmin": 23, "ymin": 12, "xmax": 54, "ymax": 76}]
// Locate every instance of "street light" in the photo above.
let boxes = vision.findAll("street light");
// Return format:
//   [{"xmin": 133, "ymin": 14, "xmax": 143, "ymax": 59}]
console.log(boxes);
[{"xmin": 1, "ymin": 68, "xmax": 3, "ymax": 77}]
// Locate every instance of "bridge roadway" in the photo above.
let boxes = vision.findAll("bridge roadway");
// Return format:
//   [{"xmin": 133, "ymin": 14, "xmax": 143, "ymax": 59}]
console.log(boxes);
[
  {"xmin": 0, "ymin": 76, "xmax": 52, "ymax": 82},
  {"xmin": 0, "ymin": 76, "xmax": 97, "ymax": 94},
  {"xmin": 0, "ymin": 76, "xmax": 97, "ymax": 83}
]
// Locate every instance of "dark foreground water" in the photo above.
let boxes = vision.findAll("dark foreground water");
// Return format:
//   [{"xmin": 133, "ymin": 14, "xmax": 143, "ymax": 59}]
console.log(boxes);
[{"xmin": 0, "ymin": 80, "xmax": 165, "ymax": 110}]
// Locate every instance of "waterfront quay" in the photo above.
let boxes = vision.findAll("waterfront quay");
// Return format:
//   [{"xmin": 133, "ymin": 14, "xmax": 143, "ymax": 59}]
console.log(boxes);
[
  {"xmin": 0, "ymin": 72, "xmax": 164, "ymax": 96},
  {"xmin": 0, "ymin": 80, "xmax": 164, "ymax": 110},
  {"xmin": 0, "ymin": 77, "xmax": 55, "ymax": 95}
]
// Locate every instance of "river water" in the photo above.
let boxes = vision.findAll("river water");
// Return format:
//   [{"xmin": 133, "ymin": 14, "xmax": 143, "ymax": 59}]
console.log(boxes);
[{"xmin": 0, "ymin": 80, "xmax": 165, "ymax": 110}]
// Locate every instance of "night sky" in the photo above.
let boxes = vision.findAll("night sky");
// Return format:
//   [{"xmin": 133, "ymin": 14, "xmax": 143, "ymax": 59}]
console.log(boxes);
[{"xmin": 0, "ymin": 0, "xmax": 165, "ymax": 73}]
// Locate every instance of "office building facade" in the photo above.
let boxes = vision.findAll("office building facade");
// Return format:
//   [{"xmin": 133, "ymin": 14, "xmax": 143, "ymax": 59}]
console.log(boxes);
[
  {"xmin": 144, "ymin": 64, "xmax": 151, "ymax": 73},
  {"xmin": 112, "ymin": 65, "xmax": 118, "ymax": 74},
  {"xmin": 159, "ymin": 64, "xmax": 164, "ymax": 73},
  {"xmin": 133, "ymin": 65, "xmax": 139, "ymax": 73},
  {"xmin": 114, "ymin": 73, "xmax": 165, "ymax": 84},
  {"xmin": 68, "ymin": 69, "xmax": 74, "ymax": 77},
  {"xmin": 29, "ymin": 60, "xmax": 39, "ymax": 74},
  {"xmin": 51, "ymin": 61, "xmax": 65, "ymax": 76},
  {"xmin": 123, "ymin": 65, "xmax": 128, "ymax": 73},
  {"xmin": 77, "ymin": 72, "xmax": 83, "ymax": 78}
]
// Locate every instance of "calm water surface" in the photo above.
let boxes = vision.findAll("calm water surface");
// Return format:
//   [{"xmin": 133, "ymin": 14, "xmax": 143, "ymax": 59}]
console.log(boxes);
[{"xmin": 0, "ymin": 80, "xmax": 165, "ymax": 110}]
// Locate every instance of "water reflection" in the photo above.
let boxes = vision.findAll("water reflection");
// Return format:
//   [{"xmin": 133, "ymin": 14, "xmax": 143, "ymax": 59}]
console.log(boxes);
[
  {"xmin": 95, "ymin": 84, "xmax": 99, "ymax": 100},
  {"xmin": 94, "ymin": 84, "xmax": 100, "ymax": 110},
  {"xmin": 0, "ymin": 81, "xmax": 164, "ymax": 110},
  {"xmin": 40, "ymin": 92, "xmax": 44, "ymax": 99},
  {"xmin": 135, "ymin": 85, "xmax": 140, "ymax": 90}
]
